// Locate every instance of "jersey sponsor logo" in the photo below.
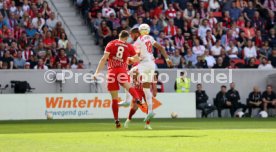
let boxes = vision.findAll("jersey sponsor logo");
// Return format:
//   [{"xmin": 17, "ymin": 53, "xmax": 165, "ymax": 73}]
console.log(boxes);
[
  {"xmin": 111, "ymin": 56, "xmax": 124, "ymax": 62},
  {"xmin": 108, "ymin": 59, "xmax": 127, "ymax": 69}
]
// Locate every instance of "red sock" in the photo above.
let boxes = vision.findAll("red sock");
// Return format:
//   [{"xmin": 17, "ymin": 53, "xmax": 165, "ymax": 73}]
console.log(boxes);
[
  {"xmin": 128, "ymin": 108, "xmax": 137, "ymax": 120},
  {"xmin": 112, "ymin": 99, "xmax": 119, "ymax": 121},
  {"xmin": 146, "ymin": 109, "xmax": 150, "ymax": 124},
  {"xmin": 129, "ymin": 87, "xmax": 139, "ymax": 100}
]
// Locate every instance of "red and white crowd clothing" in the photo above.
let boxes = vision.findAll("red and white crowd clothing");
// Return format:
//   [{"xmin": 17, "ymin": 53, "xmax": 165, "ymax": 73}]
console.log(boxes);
[
  {"xmin": 165, "ymin": 8, "xmax": 177, "ymax": 18},
  {"xmin": 236, "ymin": 18, "xmax": 245, "ymax": 28},
  {"xmin": 225, "ymin": 46, "xmax": 239, "ymax": 59},
  {"xmin": 242, "ymin": 27, "xmax": 255, "ymax": 40},
  {"xmin": 22, "ymin": 49, "xmax": 33, "ymax": 61},
  {"xmin": 208, "ymin": 17, "xmax": 218, "ymax": 29},
  {"xmin": 211, "ymin": 45, "xmax": 223, "ymax": 56},
  {"xmin": 22, "ymin": 3, "xmax": 30, "ymax": 12},
  {"xmin": 254, "ymin": 36, "xmax": 263, "ymax": 48},
  {"xmin": 110, "ymin": 0, "xmax": 125, "ymax": 8},
  {"xmin": 222, "ymin": 17, "xmax": 232, "ymax": 29},
  {"xmin": 164, "ymin": 25, "xmax": 177, "ymax": 37},
  {"xmin": 43, "ymin": 37, "xmax": 55, "ymax": 47},
  {"xmin": 264, "ymin": 0, "xmax": 276, "ymax": 12},
  {"xmin": 244, "ymin": 46, "xmax": 257, "ymax": 59},
  {"xmin": 198, "ymin": 25, "xmax": 211, "ymax": 39},
  {"xmin": 34, "ymin": 64, "xmax": 48, "ymax": 70},
  {"xmin": 198, "ymin": 8, "xmax": 208, "ymax": 19},
  {"xmin": 192, "ymin": 45, "xmax": 206, "ymax": 56},
  {"xmin": 173, "ymin": 35, "xmax": 185, "ymax": 49},
  {"xmin": 13, "ymin": 27, "xmax": 24, "ymax": 40},
  {"xmin": 202, "ymin": 34, "xmax": 216, "ymax": 47},
  {"xmin": 231, "ymin": 26, "xmax": 240, "ymax": 38},
  {"xmin": 56, "ymin": 56, "xmax": 70, "ymax": 69},
  {"xmin": 102, "ymin": 7, "xmax": 116, "ymax": 18},
  {"xmin": 156, "ymin": 37, "xmax": 166, "ymax": 46}
]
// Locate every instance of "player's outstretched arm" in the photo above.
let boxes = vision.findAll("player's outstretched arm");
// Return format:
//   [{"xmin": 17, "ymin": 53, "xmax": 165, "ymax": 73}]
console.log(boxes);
[
  {"xmin": 94, "ymin": 52, "xmax": 109, "ymax": 77},
  {"xmin": 128, "ymin": 54, "xmax": 140, "ymax": 63},
  {"xmin": 153, "ymin": 42, "xmax": 173, "ymax": 67}
]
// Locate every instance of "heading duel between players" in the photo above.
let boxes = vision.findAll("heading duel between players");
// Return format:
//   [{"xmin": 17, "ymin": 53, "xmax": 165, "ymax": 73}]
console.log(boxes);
[{"xmin": 93, "ymin": 24, "xmax": 172, "ymax": 129}]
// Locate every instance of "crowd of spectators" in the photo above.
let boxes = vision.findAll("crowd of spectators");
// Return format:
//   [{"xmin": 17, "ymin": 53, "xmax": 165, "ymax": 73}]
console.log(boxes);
[
  {"xmin": 77, "ymin": 0, "xmax": 276, "ymax": 69},
  {"xmin": 0, "ymin": 0, "xmax": 84, "ymax": 70}
]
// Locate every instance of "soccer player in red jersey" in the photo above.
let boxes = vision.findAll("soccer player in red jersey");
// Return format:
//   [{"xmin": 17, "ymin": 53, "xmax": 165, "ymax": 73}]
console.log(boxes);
[{"xmin": 93, "ymin": 30, "xmax": 141, "ymax": 128}]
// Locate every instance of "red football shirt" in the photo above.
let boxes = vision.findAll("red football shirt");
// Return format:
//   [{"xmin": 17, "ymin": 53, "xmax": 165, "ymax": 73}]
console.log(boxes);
[{"xmin": 105, "ymin": 39, "xmax": 136, "ymax": 70}]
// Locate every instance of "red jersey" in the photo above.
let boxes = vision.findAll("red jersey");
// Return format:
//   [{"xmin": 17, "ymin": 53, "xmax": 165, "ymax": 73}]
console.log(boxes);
[
  {"xmin": 56, "ymin": 56, "xmax": 69, "ymax": 69},
  {"xmin": 105, "ymin": 39, "xmax": 136, "ymax": 70}
]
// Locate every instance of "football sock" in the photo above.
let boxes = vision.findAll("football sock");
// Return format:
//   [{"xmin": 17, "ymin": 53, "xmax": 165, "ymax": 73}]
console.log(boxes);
[
  {"xmin": 112, "ymin": 99, "xmax": 119, "ymax": 121},
  {"xmin": 128, "ymin": 107, "xmax": 137, "ymax": 120},
  {"xmin": 143, "ymin": 88, "xmax": 153, "ymax": 113},
  {"xmin": 146, "ymin": 120, "xmax": 150, "ymax": 125}
]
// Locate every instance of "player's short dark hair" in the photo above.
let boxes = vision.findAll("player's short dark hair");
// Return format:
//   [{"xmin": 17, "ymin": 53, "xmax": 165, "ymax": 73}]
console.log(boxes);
[
  {"xmin": 221, "ymin": 85, "xmax": 227, "ymax": 89},
  {"xmin": 197, "ymin": 84, "xmax": 202, "ymax": 87},
  {"xmin": 119, "ymin": 30, "xmax": 129, "ymax": 39},
  {"xmin": 130, "ymin": 28, "xmax": 139, "ymax": 34}
]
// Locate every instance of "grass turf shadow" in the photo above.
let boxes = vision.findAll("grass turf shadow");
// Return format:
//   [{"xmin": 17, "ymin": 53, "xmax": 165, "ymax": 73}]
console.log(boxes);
[{"xmin": 122, "ymin": 135, "xmax": 207, "ymax": 138}]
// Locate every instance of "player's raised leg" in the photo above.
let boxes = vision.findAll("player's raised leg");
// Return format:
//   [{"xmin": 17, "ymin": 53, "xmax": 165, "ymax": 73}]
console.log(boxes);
[
  {"xmin": 119, "ymin": 67, "xmax": 140, "ymax": 107},
  {"xmin": 121, "ymin": 82, "xmax": 141, "ymax": 106}
]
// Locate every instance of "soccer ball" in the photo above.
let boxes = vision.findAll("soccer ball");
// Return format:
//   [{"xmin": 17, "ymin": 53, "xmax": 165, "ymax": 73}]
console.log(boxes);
[
  {"xmin": 259, "ymin": 111, "xmax": 268, "ymax": 118},
  {"xmin": 171, "ymin": 112, "xmax": 178, "ymax": 119},
  {"xmin": 46, "ymin": 113, "xmax": 53, "ymax": 120}
]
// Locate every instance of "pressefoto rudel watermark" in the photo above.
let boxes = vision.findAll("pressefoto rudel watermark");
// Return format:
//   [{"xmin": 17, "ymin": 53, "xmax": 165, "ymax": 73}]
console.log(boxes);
[{"xmin": 44, "ymin": 69, "xmax": 233, "ymax": 84}]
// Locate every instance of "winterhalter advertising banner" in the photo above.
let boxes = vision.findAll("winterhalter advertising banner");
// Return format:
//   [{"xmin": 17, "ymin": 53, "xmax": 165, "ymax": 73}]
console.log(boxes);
[{"xmin": 0, "ymin": 93, "xmax": 195, "ymax": 120}]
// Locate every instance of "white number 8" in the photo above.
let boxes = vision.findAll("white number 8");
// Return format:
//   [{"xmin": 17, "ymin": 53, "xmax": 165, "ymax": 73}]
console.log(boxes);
[{"xmin": 116, "ymin": 46, "xmax": 124, "ymax": 59}]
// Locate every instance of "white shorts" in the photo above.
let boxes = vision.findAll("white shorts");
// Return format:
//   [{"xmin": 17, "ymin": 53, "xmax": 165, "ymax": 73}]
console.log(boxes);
[{"xmin": 129, "ymin": 62, "xmax": 156, "ymax": 83}]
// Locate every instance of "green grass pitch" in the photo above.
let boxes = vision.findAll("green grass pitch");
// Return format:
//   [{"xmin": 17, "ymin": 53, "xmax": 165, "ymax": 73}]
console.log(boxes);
[{"xmin": 0, "ymin": 118, "xmax": 276, "ymax": 152}]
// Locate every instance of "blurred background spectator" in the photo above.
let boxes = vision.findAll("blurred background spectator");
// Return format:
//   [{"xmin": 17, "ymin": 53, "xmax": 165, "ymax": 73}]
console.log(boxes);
[
  {"xmin": 0, "ymin": 0, "xmax": 81, "ymax": 70},
  {"xmin": 74, "ymin": 0, "xmax": 276, "ymax": 69}
]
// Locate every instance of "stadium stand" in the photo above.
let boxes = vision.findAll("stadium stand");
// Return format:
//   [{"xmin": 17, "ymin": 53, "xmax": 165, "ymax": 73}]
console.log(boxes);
[
  {"xmin": 75, "ymin": 0, "xmax": 276, "ymax": 69},
  {"xmin": 0, "ymin": 0, "xmax": 86, "ymax": 70}
]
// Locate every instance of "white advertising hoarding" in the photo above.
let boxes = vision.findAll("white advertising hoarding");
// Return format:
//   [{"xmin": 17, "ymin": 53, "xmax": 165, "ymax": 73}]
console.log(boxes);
[{"xmin": 0, "ymin": 93, "xmax": 195, "ymax": 120}]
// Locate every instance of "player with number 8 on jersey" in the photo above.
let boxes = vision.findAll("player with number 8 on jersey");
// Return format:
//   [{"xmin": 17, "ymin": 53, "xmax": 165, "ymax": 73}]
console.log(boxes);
[
  {"xmin": 120, "ymin": 25, "xmax": 173, "ymax": 125},
  {"xmin": 93, "ymin": 30, "xmax": 141, "ymax": 128}
]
